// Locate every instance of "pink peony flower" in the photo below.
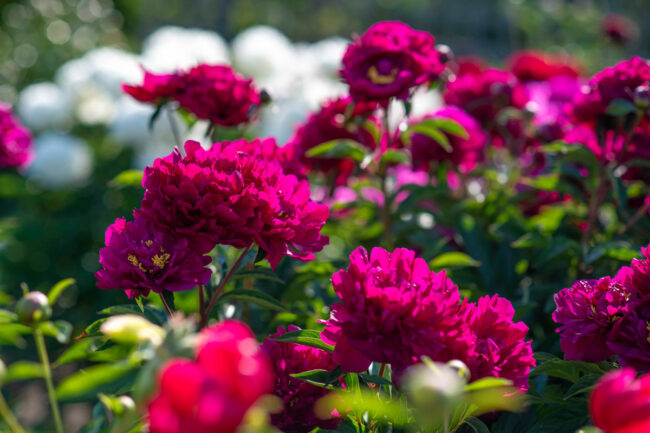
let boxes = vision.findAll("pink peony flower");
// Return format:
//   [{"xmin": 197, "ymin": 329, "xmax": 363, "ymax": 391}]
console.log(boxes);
[
  {"xmin": 321, "ymin": 246, "xmax": 467, "ymax": 372},
  {"xmin": 0, "ymin": 103, "xmax": 33, "ymax": 170},
  {"xmin": 408, "ymin": 106, "xmax": 487, "ymax": 172},
  {"xmin": 262, "ymin": 325, "xmax": 340, "ymax": 433},
  {"xmin": 174, "ymin": 64, "xmax": 261, "ymax": 127},
  {"xmin": 552, "ymin": 269, "xmax": 632, "ymax": 362},
  {"xmin": 340, "ymin": 21, "xmax": 444, "ymax": 104},
  {"xmin": 285, "ymin": 96, "xmax": 379, "ymax": 185},
  {"xmin": 443, "ymin": 68, "xmax": 528, "ymax": 126},
  {"xmin": 138, "ymin": 140, "xmax": 329, "ymax": 268},
  {"xmin": 122, "ymin": 69, "xmax": 182, "ymax": 104},
  {"xmin": 526, "ymin": 75, "xmax": 583, "ymax": 132},
  {"xmin": 589, "ymin": 368, "xmax": 650, "ymax": 433},
  {"xmin": 458, "ymin": 295, "xmax": 535, "ymax": 391},
  {"xmin": 95, "ymin": 216, "xmax": 212, "ymax": 299},
  {"xmin": 608, "ymin": 295, "xmax": 650, "ymax": 370},
  {"xmin": 220, "ymin": 137, "xmax": 304, "ymax": 180},
  {"xmin": 506, "ymin": 50, "xmax": 583, "ymax": 82},
  {"xmin": 569, "ymin": 57, "xmax": 650, "ymax": 126},
  {"xmin": 630, "ymin": 244, "xmax": 650, "ymax": 296},
  {"xmin": 148, "ymin": 320, "xmax": 273, "ymax": 433}
]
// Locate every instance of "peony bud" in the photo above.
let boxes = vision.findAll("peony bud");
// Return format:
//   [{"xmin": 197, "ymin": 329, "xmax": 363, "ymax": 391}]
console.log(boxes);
[
  {"xmin": 100, "ymin": 314, "xmax": 165, "ymax": 346},
  {"xmin": 435, "ymin": 44, "xmax": 454, "ymax": 64},
  {"xmin": 634, "ymin": 84, "xmax": 650, "ymax": 109},
  {"xmin": 0, "ymin": 358, "xmax": 6, "ymax": 386},
  {"xmin": 15, "ymin": 292, "xmax": 51, "ymax": 324}
]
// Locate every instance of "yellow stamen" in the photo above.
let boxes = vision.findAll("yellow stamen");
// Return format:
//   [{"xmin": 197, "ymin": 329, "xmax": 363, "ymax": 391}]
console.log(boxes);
[
  {"xmin": 128, "ymin": 254, "xmax": 148, "ymax": 273},
  {"xmin": 367, "ymin": 65, "xmax": 398, "ymax": 85},
  {"xmin": 145, "ymin": 240, "xmax": 153, "ymax": 247},
  {"xmin": 152, "ymin": 252, "xmax": 171, "ymax": 270}
]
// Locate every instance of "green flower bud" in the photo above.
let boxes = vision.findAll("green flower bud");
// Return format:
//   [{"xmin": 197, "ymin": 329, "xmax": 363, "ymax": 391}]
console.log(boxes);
[{"xmin": 15, "ymin": 292, "xmax": 51, "ymax": 324}]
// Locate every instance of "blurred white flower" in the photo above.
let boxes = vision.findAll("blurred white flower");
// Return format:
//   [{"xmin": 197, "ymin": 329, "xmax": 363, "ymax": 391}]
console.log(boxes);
[
  {"xmin": 109, "ymin": 97, "xmax": 156, "ymax": 146},
  {"xmin": 17, "ymin": 82, "xmax": 72, "ymax": 132},
  {"xmin": 232, "ymin": 26, "xmax": 296, "ymax": 80},
  {"xmin": 411, "ymin": 88, "xmax": 443, "ymax": 117},
  {"xmin": 28, "ymin": 133, "xmax": 93, "ymax": 189},
  {"xmin": 249, "ymin": 98, "xmax": 309, "ymax": 144},
  {"xmin": 309, "ymin": 37, "xmax": 348, "ymax": 78},
  {"xmin": 141, "ymin": 26, "xmax": 230, "ymax": 73}
]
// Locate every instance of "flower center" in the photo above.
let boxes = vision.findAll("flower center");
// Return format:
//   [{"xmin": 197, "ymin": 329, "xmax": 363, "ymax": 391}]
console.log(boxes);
[
  {"xmin": 646, "ymin": 322, "xmax": 650, "ymax": 344},
  {"xmin": 127, "ymin": 241, "xmax": 171, "ymax": 273},
  {"xmin": 367, "ymin": 65, "xmax": 398, "ymax": 85}
]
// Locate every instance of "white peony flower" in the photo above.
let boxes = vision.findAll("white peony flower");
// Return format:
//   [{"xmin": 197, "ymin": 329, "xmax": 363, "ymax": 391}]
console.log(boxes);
[
  {"xmin": 249, "ymin": 98, "xmax": 309, "ymax": 144},
  {"xmin": 28, "ymin": 133, "xmax": 93, "ymax": 189},
  {"xmin": 16, "ymin": 82, "xmax": 72, "ymax": 132},
  {"xmin": 232, "ymin": 26, "xmax": 296, "ymax": 79}
]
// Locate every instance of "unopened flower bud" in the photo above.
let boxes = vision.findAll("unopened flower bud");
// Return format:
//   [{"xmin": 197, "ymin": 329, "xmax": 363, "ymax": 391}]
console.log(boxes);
[
  {"xmin": 259, "ymin": 89, "xmax": 272, "ymax": 105},
  {"xmin": 100, "ymin": 314, "xmax": 165, "ymax": 346},
  {"xmin": 402, "ymin": 361, "xmax": 465, "ymax": 420},
  {"xmin": 117, "ymin": 395, "xmax": 136, "ymax": 413},
  {"xmin": 435, "ymin": 44, "xmax": 454, "ymax": 64},
  {"xmin": 0, "ymin": 358, "xmax": 6, "ymax": 386},
  {"xmin": 16, "ymin": 292, "xmax": 51, "ymax": 324},
  {"xmin": 446, "ymin": 359, "xmax": 471, "ymax": 382},
  {"xmin": 634, "ymin": 84, "xmax": 650, "ymax": 109}
]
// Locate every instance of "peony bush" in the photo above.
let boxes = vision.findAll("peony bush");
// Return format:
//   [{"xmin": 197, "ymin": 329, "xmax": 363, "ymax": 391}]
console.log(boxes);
[{"xmin": 0, "ymin": 17, "xmax": 650, "ymax": 433}]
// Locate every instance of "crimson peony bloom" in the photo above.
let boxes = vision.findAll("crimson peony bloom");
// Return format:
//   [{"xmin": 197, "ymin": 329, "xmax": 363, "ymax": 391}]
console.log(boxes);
[
  {"xmin": 0, "ymin": 103, "xmax": 33, "ymax": 170},
  {"xmin": 262, "ymin": 325, "xmax": 340, "ymax": 433},
  {"xmin": 552, "ymin": 269, "xmax": 632, "ymax": 362},
  {"xmin": 589, "ymin": 368, "xmax": 650, "ymax": 433},
  {"xmin": 221, "ymin": 137, "xmax": 305, "ymax": 180},
  {"xmin": 570, "ymin": 57, "xmax": 650, "ymax": 126},
  {"xmin": 284, "ymin": 96, "xmax": 379, "ymax": 185},
  {"xmin": 321, "ymin": 246, "xmax": 468, "ymax": 372},
  {"xmin": 408, "ymin": 106, "xmax": 487, "ymax": 172},
  {"xmin": 174, "ymin": 64, "xmax": 261, "ymax": 126},
  {"xmin": 341, "ymin": 21, "xmax": 444, "ymax": 104},
  {"xmin": 122, "ymin": 69, "xmax": 182, "ymax": 104},
  {"xmin": 148, "ymin": 320, "xmax": 273, "ymax": 433},
  {"xmin": 458, "ymin": 295, "xmax": 535, "ymax": 391},
  {"xmin": 506, "ymin": 50, "xmax": 583, "ymax": 82},
  {"xmin": 630, "ymin": 244, "xmax": 650, "ymax": 296},
  {"xmin": 95, "ymin": 217, "xmax": 212, "ymax": 299},
  {"xmin": 139, "ymin": 140, "xmax": 329, "ymax": 268},
  {"xmin": 443, "ymin": 68, "xmax": 528, "ymax": 127},
  {"xmin": 608, "ymin": 296, "xmax": 650, "ymax": 370}
]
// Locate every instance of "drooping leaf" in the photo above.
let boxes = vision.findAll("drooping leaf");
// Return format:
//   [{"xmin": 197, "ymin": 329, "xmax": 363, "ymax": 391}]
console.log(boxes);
[
  {"xmin": 6, "ymin": 361, "xmax": 45, "ymax": 382},
  {"xmin": 430, "ymin": 252, "xmax": 481, "ymax": 270},
  {"xmin": 48, "ymin": 278, "xmax": 76, "ymax": 305},
  {"xmin": 306, "ymin": 139, "xmax": 367, "ymax": 162},
  {"xmin": 271, "ymin": 329, "xmax": 334, "ymax": 352}
]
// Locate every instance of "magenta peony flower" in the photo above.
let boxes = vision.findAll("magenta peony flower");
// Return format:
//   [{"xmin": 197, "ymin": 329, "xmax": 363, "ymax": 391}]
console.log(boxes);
[
  {"xmin": 139, "ymin": 140, "xmax": 329, "ymax": 268},
  {"xmin": 321, "ymin": 246, "xmax": 467, "ymax": 372},
  {"xmin": 506, "ymin": 50, "xmax": 583, "ymax": 82},
  {"xmin": 589, "ymin": 368, "xmax": 650, "ymax": 433},
  {"xmin": 408, "ymin": 106, "xmax": 487, "ymax": 172},
  {"xmin": 340, "ymin": 21, "xmax": 444, "ymax": 104},
  {"xmin": 443, "ymin": 68, "xmax": 528, "ymax": 127},
  {"xmin": 458, "ymin": 295, "xmax": 535, "ymax": 391},
  {"xmin": 262, "ymin": 325, "xmax": 339, "ymax": 433},
  {"xmin": 608, "ymin": 296, "xmax": 650, "ymax": 370},
  {"xmin": 220, "ymin": 137, "xmax": 304, "ymax": 180},
  {"xmin": 95, "ymin": 216, "xmax": 212, "ymax": 299},
  {"xmin": 526, "ymin": 75, "xmax": 583, "ymax": 133},
  {"xmin": 630, "ymin": 244, "xmax": 650, "ymax": 296},
  {"xmin": 148, "ymin": 320, "xmax": 273, "ymax": 433},
  {"xmin": 570, "ymin": 57, "xmax": 650, "ymax": 125},
  {"xmin": 552, "ymin": 269, "xmax": 632, "ymax": 362},
  {"xmin": 0, "ymin": 103, "xmax": 33, "ymax": 170},
  {"xmin": 285, "ymin": 96, "xmax": 379, "ymax": 185},
  {"xmin": 174, "ymin": 64, "xmax": 261, "ymax": 127},
  {"xmin": 122, "ymin": 69, "xmax": 182, "ymax": 104}
]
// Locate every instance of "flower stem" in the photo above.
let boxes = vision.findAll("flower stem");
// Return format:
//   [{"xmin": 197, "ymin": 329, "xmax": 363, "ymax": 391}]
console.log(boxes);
[
  {"xmin": 159, "ymin": 293, "xmax": 173, "ymax": 317},
  {"xmin": 166, "ymin": 107, "xmax": 183, "ymax": 149},
  {"xmin": 201, "ymin": 244, "xmax": 252, "ymax": 327},
  {"xmin": 198, "ymin": 284, "xmax": 206, "ymax": 323},
  {"xmin": 380, "ymin": 105, "xmax": 395, "ymax": 250},
  {"xmin": 0, "ymin": 391, "xmax": 26, "ymax": 433},
  {"xmin": 34, "ymin": 328, "xmax": 64, "ymax": 433}
]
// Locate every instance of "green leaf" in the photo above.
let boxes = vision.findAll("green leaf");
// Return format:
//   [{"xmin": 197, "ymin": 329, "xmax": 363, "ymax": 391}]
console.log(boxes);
[
  {"xmin": 563, "ymin": 374, "xmax": 599, "ymax": 400},
  {"xmin": 48, "ymin": 278, "xmax": 76, "ymax": 305},
  {"xmin": 216, "ymin": 289, "xmax": 288, "ymax": 312},
  {"xmin": 380, "ymin": 149, "xmax": 410, "ymax": 165},
  {"xmin": 306, "ymin": 139, "xmax": 367, "ymax": 162},
  {"xmin": 576, "ymin": 427, "xmax": 603, "ymax": 433},
  {"xmin": 430, "ymin": 252, "xmax": 481, "ymax": 269},
  {"xmin": 56, "ymin": 363, "xmax": 136, "ymax": 400},
  {"xmin": 109, "ymin": 170, "xmax": 143, "ymax": 188},
  {"xmin": 290, "ymin": 368, "xmax": 343, "ymax": 389},
  {"xmin": 6, "ymin": 361, "xmax": 44, "ymax": 382},
  {"xmin": 359, "ymin": 373, "xmax": 392, "ymax": 386},
  {"xmin": 149, "ymin": 104, "xmax": 163, "ymax": 130},
  {"xmin": 427, "ymin": 118, "xmax": 469, "ymax": 139},
  {"xmin": 462, "ymin": 417, "xmax": 491, "ymax": 433},
  {"xmin": 410, "ymin": 122, "xmax": 452, "ymax": 152},
  {"xmin": 231, "ymin": 267, "xmax": 285, "ymax": 284},
  {"xmin": 0, "ymin": 309, "xmax": 17, "ymax": 323},
  {"xmin": 464, "ymin": 377, "xmax": 512, "ymax": 392},
  {"xmin": 605, "ymin": 98, "xmax": 637, "ymax": 116},
  {"xmin": 531, "ymin": 355, "xmax": 606, "ymax": 382},
  {"xmin": 55, "ymin": 337, "xmax": 104, "ymax": 366},
  {"xmin": 99, "ymin": 305, "xmax": 165, "ymax": 325},
  {"xmin": 38, "ymin": 321, "xmax": 73, "ymax": 344},
  {"xmin": 271, "ymin": 329, "xmax": 334, "ymax": 353},
  {"xmin": 521, "ymin": 174, "xmax": 559, "ymax": 191}
]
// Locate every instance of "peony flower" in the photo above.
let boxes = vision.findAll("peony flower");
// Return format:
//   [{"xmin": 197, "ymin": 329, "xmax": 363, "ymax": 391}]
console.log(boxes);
[
  {"xmin": 0, "ymin": 103, "xmax": 33, "ymax": 170},
  {"xmin": 506, "ymin": 50, "xmax": 583, "ymax": 82},
  {"xmin": 262, "ymin": 325, "xmax": 339, "ymax": 433},
  {"xmin": 138, "ymin": 140, "xmax": 329, "ymax": 268},
  {"xmin": 608, "ymin": 295, "xmax": 650, "ymax": 370},
  {"xmin": 221, "ymin": 137, "xmax": 305, "ymax": 180},
  {"xmin": 408, "ymin": 105, "xmax": 487, "ymax": 172},
  {"xmin": 321, "ymin": 246, "xmax": 467, "ymax": 372},
  {"xmin": 525, "ymin": 75, "xmax": 583, "ymax": 133},
  {"xmin": 569, "ymin": 57, "xmax": 650, "ymax": 126},
  {"xmin": 458, "ymin": 295, "xmax": 535, "ymax": 391},
  {"xmin": 16, "ymin": 82, "xmax": 72, "ymax": 132},
  {"xmin": 630, "ymin": 244, "xmax": 650, "ymax": 296},
  {"xmin": 443, "ymin": 68, "xmax": 528, "ymax": 127},
  {"xmin": 284, "ymin": 95, "xmax": 379, "ymax": 185},
  {"xmin": 27, "ymin": 133, "xmax": 93, "ymax": 189},
  {"xmin": 95, "ymin": 216, "xmax": 212, "ymax": 299},
  {"xmin": 340, "ymin": 21, "xmax": 444, "ymax": 104},
  {"xmin": 148, "ymin": 320, "xmax": 273, "ymax": 433},
  {"xmin": 552, "ymin": 269, "xmax": 632, "ymax": 362},
  {"xmin": 174, "ymin": 64, "xmax": 261, "ymax": 127},
  {"xmin": 122, "ymin": 69, "xmax": 182, "ymax": 104},
  {"xmin": 589, "ymin": 368, "xmax": 650, "ymax": 433}
]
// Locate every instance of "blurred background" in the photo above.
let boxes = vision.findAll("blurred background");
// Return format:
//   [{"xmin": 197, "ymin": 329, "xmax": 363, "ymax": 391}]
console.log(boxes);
[{"xmin": 0, "ymin": 0, "xmax": 648, "ymax": 333}]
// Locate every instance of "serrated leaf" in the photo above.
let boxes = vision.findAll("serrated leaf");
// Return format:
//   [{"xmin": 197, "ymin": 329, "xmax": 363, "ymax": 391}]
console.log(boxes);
[
  {"xmin": 430, "ymin": 252, "xmax": 481, "ymax": 269},
  {"xmin": 605, "ymin": 98, "xmax": 637, "ymax": 116},
  {"xmin": 231, "ymin": 267, "xmax": 284, "ymax": 284},
  {"xmin": 306, "ymin": 139, "xmax": 367, "ymax": 162},
  {"xmin": 217, "ymin": 289, "xmax": 288, "ymax": 312},
  {"xmin": 271, "ymin": 329, "xmax": 334, "ymax": 353},
  {"xmin": 48, "ymin": 278, "xmax": 76, "ymax": 305},
  {"xmin": 109, "ymin": 170, "xmax": 143, "ymax": 188},
  {"xmin": 6, "ymin": 361, "xmax": 44, "ymax": 382}
]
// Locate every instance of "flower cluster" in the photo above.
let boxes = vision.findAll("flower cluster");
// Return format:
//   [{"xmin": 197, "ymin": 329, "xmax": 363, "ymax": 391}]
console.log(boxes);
[
  {"xmin": 262, "ymin": 326, "xmax": 340, "ymax": 433},
  {"xmin": 0, "ymin": 103, "xmax": 33, "ymax": 170},
  {"xmin": 322, "ymin": 247, "xmax": 534, "ymax": 390},
  {"xmin": 553, "ymin": 243, "xmax": 650, "ymax": 369},
  {"xmin": 123, "ymin": 64, "xmax": 261, "ymax": 126},
  {"xmin": 147, "ymin": 320, "xmax": 273, "ymax": 433}
]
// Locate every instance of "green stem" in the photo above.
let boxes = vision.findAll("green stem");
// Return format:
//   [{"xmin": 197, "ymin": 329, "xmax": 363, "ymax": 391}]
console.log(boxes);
[
  {"xmin": 34, "ymin": 329, "xmax": 64, "ymax": 433},
  {"xmin": 159, "ymin": 294, "xmax": 173, "ymax": 317},
  {"xmin": 0, "ymin": 391, "xmax": 26, "ymax": 433},
  {"xmin": 166, "ymin": 107, "xmax": 183, "ymax": 149},
  {"xmin": 380, "ymin": 105, "xmax": 395, "ymax": 250}
]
